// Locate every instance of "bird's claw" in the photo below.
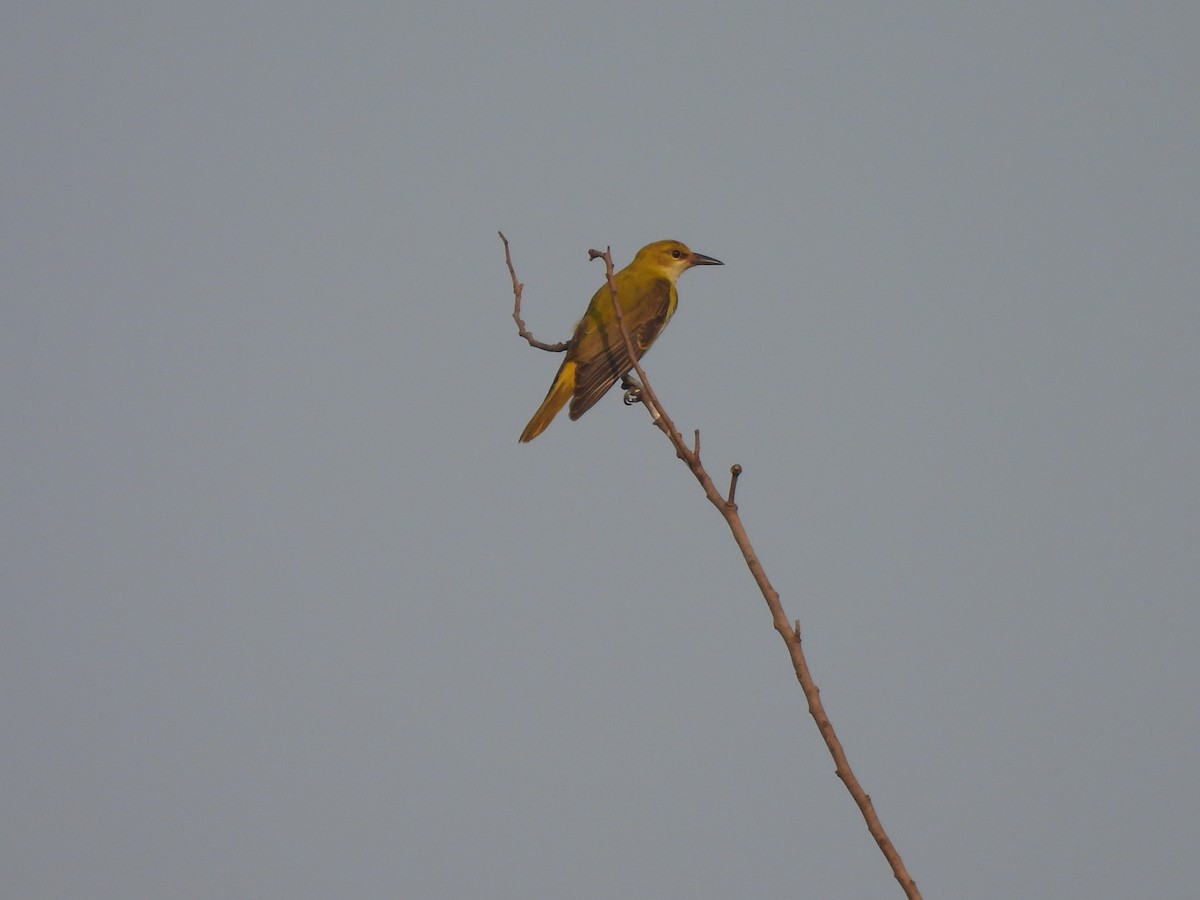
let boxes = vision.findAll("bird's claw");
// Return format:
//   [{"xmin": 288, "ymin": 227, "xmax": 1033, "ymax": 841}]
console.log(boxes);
[{"xmin": 621, "ymin": 374, "xmax": 644, "ymax": 406}]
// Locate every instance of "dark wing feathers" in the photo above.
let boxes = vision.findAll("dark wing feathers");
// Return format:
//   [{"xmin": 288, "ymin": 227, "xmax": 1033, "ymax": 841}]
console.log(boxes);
[{"xmin": 568, "ymin": 281, "xmax": 673, "ymax": 420}]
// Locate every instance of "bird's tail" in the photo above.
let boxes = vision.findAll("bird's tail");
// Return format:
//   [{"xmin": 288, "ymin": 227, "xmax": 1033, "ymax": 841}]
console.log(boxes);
[{"xmin": 519, "ymin": 361, "xmax": 576, "ymax": 443}]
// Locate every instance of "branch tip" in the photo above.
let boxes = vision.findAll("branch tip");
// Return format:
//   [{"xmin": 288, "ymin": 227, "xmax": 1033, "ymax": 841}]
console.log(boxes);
[{"xmin": 727, "ymin": 464, "xmax": 743, "ymax": 505}]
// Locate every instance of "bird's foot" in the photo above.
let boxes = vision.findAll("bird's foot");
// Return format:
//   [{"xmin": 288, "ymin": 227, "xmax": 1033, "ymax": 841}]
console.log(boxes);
[{"xmin": 621, "ymin": 374, "xmax": 644, "ymax": 406}]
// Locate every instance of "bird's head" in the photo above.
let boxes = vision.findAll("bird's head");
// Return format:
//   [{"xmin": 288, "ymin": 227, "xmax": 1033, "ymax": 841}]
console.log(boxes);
[{"xmin": 633, "ymin": 240, "xmax": 723, "ymax": 282}]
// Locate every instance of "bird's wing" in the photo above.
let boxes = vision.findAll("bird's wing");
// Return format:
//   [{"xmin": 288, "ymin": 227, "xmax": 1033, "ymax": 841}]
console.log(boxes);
[{"xmin": 568, "ymin": 279, "xmax": 673, "ymax": 421}]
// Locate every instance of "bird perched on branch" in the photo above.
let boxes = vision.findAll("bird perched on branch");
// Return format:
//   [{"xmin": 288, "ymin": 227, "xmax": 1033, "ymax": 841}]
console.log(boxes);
[{"xmin": 518, "ymin": 240, "xmax": 722, "ymax": 442}]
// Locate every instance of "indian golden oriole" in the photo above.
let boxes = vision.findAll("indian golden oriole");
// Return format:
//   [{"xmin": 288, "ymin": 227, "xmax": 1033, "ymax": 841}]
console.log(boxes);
[{"xmin": 519, "ymin": 240, "xmax": 722, "ymax": 442}]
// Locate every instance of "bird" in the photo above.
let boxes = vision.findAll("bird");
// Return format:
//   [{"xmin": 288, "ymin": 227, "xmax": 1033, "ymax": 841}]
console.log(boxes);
[{"xmin": 519, "ymin": 240, "xmax": 722, "ymax": 442}]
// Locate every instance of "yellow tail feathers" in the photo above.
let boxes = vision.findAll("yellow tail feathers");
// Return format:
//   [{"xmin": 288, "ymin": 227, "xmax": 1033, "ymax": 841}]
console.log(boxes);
[{"xmin": 519, "ymin": 361, "xmax": 576, "ymax": 442}]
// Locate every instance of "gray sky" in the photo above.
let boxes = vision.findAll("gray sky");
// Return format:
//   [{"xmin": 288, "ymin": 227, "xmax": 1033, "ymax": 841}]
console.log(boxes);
[{"xmin": 4, "ymin": 3, "xmax": 1198, "ymax": 898}]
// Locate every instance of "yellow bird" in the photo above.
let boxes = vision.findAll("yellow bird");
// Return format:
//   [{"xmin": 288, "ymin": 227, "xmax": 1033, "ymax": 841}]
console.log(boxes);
[{"xmin": 519, "ymin": 240, "xmax": 722, "ymax": 442}]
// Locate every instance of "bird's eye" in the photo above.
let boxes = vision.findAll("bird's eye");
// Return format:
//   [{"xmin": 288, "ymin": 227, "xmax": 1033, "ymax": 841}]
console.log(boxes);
[{"xmin": 671, "ymin": 249, "xmax": 682, "ymax": 258}]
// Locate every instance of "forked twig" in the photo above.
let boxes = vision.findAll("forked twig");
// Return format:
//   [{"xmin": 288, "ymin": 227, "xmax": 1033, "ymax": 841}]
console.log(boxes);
[
  {"xmin": 505, "ymin": 236, "xmax": 922, "ymax": 899},
  {"xmin": 500, "ymin": 231, "xmax": 568, "ymax": 353}
]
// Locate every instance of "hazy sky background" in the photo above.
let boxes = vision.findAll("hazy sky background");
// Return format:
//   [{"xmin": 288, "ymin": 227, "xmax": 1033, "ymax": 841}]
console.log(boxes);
[{"xmin": 4, "ymin": 3, "xmax": 1198, "ymax": 898}]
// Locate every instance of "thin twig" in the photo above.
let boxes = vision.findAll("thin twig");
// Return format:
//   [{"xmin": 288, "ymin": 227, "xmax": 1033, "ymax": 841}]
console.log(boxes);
[
  {"xmin": 500, "ymin": 231, "xmax": 568, "ymax": 352},
  {"xmin": 587, "ymin": 245, "xmax": 922, "ymax": 900},
  {"xmin": 727, "ymin": 464, "xmax": 742, "ymax": 506}
]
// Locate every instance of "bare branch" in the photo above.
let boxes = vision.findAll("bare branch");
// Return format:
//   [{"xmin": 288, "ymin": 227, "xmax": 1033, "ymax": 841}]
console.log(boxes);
[
  {"xmin": 588, "ymin": 246, "xmax": 923, "ymax": 900},
  {"xmin": 500, "ymin": 231, "xmax": 568, "ymax": 353}
]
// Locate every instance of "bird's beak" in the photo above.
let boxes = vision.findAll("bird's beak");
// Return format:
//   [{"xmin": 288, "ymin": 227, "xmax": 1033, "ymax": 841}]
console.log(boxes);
[{"xmin": 688, "ymin": 252, "xmax": 723, "ymax": 267}]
